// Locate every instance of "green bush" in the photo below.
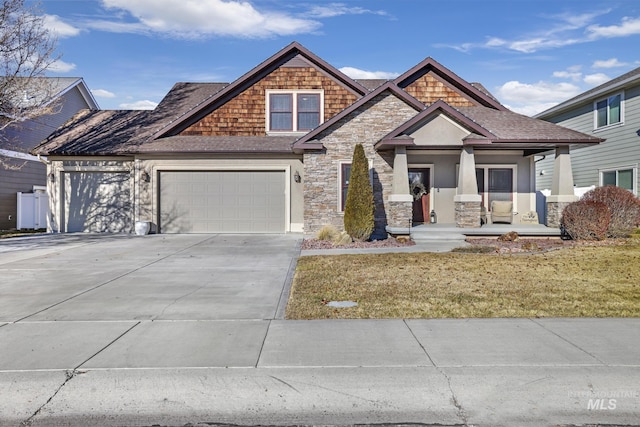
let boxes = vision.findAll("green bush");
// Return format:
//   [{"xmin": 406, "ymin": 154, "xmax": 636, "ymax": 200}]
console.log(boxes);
[
  {"xmin": 343, "ymin": 143, "xmax": 374, "ymax": 241},
  {"xmin": 561, "ymin": 200, "xmax": 610, "ymax": 240},
  {"xmin": 581, "ymin": 186, "xmax": 640, "ymax": 237}
]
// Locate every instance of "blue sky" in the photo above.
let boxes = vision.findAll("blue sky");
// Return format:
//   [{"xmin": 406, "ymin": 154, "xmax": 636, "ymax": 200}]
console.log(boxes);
[{"xmin": 33, "ymin": 0, "xmax": 640, "ymax": 116}]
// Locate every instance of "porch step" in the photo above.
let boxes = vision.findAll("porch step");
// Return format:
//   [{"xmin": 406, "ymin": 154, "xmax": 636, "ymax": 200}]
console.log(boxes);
[{"xmin": 410, "ymin": 229, "xmax": 467, "ymax": 242}]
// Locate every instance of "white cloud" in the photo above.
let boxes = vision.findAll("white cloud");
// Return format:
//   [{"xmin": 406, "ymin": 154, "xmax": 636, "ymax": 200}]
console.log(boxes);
[
  {"xmin": 588, "ymin": 16, "xmax": 640, "ymax": 38},
  {"xmin": 553, "ymin": 65, "xmax": 582, "ymax": 81},
  {"xmin": 48, "ymin": 60, "xmax": 76, "ymax": 73},
  {"xmin": 99, "ymin": 0, "xmax": 322, "ymax": 38},
  {"xmin": 92, "ymin": 89, "xmax": 116, "ymax": 98},
  {"xmin": 449, "ymin": 10, "xmax": 640, "ymax": 54},
  {"xmin": 505, "ymin": 102, "xmax": 559, "ymax": 117},
  {"xmin": 553, "ymin": 70, "xmax": 582, "ymax": 81},
  {"xmin": 592, "ymin": 58, "xmax": 628, "ymax": 68},
  {"xmin": 583, "ymin": 73, "xmax": 611, "ymax": 86},
  {"xmin": 339, "ymin": 67, "xmax": 399, "ymax": 80},
  {"xmin": 496, "ymin": 80, "xmax": 581, "ymax": 104},
  {"xmin": 305, "ymin": 3, "xmax": 388, "ymax": 18},
  {"xmin": 119, "ymin": 100, "xmax": 158, "ymax": 110},
  {"xmin": 43, "ymin": 14, "xmax": 81, "ymax": 38}
]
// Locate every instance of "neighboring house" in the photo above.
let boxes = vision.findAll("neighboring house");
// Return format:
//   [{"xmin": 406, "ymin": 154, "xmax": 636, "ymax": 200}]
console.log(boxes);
[
  {"xmin": 535, "ymin": 67, "xmax": 640, "ymax": 198},
  {"xmin": 32, "ymin": 42, "xmax": 600, "ymax": 236},
  {"xmin": 0, "ymin": 78, "xmax": 99, "ymax": 230}
]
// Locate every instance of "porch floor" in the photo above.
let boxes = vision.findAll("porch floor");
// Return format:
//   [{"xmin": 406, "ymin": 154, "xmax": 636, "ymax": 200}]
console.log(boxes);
[{"xmin": 411, "ymin": 223, "xmax": 561, "ymax": 237}]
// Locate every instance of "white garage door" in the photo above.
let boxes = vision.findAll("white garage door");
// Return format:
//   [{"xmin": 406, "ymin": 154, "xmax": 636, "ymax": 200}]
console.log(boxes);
[
  {"xmin": 64, "ymin": 171, "xmax": 132, "ymax": 233},
  {"xmin": 159, "ymin": 171, "xmax": 286, "ymax": 233}
]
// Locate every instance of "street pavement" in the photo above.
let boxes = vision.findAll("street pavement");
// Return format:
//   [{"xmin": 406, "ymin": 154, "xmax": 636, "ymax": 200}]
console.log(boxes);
[{"xmin": 0, "ymin": 233, "xmax": 638, "ymax": 427}]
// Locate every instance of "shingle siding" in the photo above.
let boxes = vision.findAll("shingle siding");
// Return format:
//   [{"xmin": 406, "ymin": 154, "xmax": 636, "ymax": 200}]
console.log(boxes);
[{"xmin": 182, "ymin": 67, "xmax": 359, "ymax": 137}]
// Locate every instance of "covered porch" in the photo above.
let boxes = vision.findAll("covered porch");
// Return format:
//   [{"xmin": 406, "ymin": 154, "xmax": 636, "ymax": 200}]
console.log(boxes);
[{"xmin": 410, "ymin": 222, "xmax": 561, "ymax": 240}]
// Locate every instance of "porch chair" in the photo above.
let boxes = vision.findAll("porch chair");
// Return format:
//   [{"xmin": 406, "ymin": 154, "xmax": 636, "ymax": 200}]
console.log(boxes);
[{"xmin": 490, "ymin": 200, "xmax": 513, "ymax": 224}]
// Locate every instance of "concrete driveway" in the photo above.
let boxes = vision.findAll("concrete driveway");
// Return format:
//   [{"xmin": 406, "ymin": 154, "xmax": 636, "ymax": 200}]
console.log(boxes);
[
  {"xmin": 0, "ymin": 234, "xmax": 301, "ymax": 373},
  {"xmin": 0, "ymin": 233, "xmax": 300, "ymax": 323}
]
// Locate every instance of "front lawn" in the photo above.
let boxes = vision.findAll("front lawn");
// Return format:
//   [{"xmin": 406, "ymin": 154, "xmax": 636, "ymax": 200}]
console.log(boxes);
[{"xmin": 286, "ymin": 240, "xmax": 640, "ymax": 319}]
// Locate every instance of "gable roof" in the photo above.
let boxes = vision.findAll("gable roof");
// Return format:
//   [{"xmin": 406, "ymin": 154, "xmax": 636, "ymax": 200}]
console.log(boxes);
[
  {"xmin": 535, "ymin": 66, "xmax": 640, "ymax": 119},
  {"xmin": 377, "ymin": 100, "xmax": 603, "ymax": 150},
  {"xmin": 151, "ymin": 41, "xmax": 369, "ymax": 139},
  {"xmin": 293, "ymin": 81, "xmax": 425, "ymax": 152},
  {"xmin": 394, "ymin": 57, "xmax": 506, "ymax": 110}
]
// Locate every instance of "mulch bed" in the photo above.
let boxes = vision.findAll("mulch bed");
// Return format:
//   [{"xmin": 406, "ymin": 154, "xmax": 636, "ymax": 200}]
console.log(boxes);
[
  {"xmin": 301, "ymin": 234, "xmax": 630, "ymax": 253},
  {"xmin": 301, "ymin": 236, "xmax": 415, "ymax": 250}
]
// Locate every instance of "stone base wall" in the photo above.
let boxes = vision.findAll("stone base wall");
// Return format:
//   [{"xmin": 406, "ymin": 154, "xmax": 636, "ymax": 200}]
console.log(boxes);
[
  {"xmin": 386, "ymin": 200, "xmax": 412, "ymax": 231},
  {"xmin": 454, "ymin": 201, "xmax": 481, "ymax": 228},
  {"xmin": 302, "ymin": 93, "xmax": 418, "ymax": 236},
  {"xmin": 546, "ymin": 201, "xmax": 572, "ymax": 228}
]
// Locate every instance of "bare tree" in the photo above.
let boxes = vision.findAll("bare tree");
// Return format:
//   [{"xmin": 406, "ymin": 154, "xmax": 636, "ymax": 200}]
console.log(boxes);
[{"xmin": 0, "ymin": 0, "xmax": 61, "ymax": 138}]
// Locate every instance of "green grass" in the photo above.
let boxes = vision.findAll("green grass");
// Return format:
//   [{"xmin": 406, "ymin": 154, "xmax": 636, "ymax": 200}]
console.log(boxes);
[{"xmin": 286, "ymin": 240, "xmax": 640, "ymax": 319}]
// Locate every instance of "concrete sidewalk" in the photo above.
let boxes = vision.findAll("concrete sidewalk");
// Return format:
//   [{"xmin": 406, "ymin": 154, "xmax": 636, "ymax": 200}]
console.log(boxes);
[{"xmin": 0, "ymin": 234, "xmax": 639, "ymax": 426}]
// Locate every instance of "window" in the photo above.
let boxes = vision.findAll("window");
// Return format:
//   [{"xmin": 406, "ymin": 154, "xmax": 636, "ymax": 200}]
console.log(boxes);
[
  {"xmin": 340, "ymin": 163, "xmax": 351, "ymax": 211},
  {"xmin": 475, "ymin": 166, "xmax": 516, "ymax": 209},
  {"xmin": 267, "ymin": 91, "xmax": 322, "ymax": 133},
  {"xmin": 601, "ymin": 168, "xmax": 636, "ymax": 194},
  {"xmin": 595, "ymin": 93, "xmax": 622, "ymax": 128}
]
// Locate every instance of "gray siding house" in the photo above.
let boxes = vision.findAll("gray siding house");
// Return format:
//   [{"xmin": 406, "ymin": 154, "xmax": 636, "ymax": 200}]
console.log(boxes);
[
  {"xmin": 535, "ymin": 67, "xmax": 640, "ymax": 197},
  {"xmin": 0, "ymin": 78, "xmax": 99, "ymax": 230}
]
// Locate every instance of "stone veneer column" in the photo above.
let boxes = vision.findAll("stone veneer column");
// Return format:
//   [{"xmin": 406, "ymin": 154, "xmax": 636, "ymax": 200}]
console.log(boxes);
[
  {"xmin": 454, "ymin": 146, "xmax": 482, "ymax": 228},
  {"xmin": 546, "ymin": 146, "xmax": 577, "ymax": 227},
  {"xmin": 386, "ymin": 146, "xmax": 412, "ymax": 233}
]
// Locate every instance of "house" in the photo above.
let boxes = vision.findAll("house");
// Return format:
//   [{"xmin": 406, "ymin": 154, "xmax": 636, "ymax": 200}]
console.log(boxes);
[
  {"xmin": 32, "ymin": 42, "xmax": 601, "ymax": 236},
  {"xmin": 0, "ymin": 78, "xmax": 99, "ymax": 230},
  {"xmin": 535, "ymin": 67, "xmax": 640, "ymax": 198}
]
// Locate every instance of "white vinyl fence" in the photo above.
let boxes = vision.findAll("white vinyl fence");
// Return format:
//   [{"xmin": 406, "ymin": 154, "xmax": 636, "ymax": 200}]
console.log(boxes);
[{"xmin": 17, "ymin": 187, "xmax": 49, "ymax": 229}]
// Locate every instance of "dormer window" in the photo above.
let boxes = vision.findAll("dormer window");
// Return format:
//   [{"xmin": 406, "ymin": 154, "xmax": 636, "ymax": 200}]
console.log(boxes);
[
  {"xmin": 267, "ymin": 90, "xmax": 323, "ymax": 134},
  {"xmin": 595, "ymin": 93, "xmax": 622, "ymax": 129}
]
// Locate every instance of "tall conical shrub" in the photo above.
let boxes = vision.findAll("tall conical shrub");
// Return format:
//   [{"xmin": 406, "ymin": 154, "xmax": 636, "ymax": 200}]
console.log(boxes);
[{"xmin": 344, "ymin": 143, "xmax": 374, "ymax": 241}]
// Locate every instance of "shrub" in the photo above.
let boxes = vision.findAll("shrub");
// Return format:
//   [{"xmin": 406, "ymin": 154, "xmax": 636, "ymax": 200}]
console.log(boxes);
[
  {"xmin": 581, "ymin": 186, "xmax": 640, "ymax": 237},
  {"xmin": 333, "ymin": 231, "xmax": 352, "ymax": 246},
  {"xmin": 343, "ymin": 143, "xmax": 374, "ymax": 241},
  {"xmin": 561, "ymin": 200, "xmax": 610, "ymax": 240},
  {"xmin": 316, "ymin": 225, "xmax": 339, "ymax": 241}
]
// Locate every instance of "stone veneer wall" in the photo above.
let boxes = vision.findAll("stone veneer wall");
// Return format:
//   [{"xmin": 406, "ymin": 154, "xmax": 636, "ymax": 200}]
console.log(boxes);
[
  {"xmin": 303, "ymin": 93, "xmax": 418, "ymax": 236},
  {"xmin": 386, "ymin": 200, "xmax": 413, "ymax": 230},
  {"xmin": 546, "ymin": 201, "xmax": 571, "ymax": 228},
  {"xmin": 454, "ymin": 201, "xmax": 481, "ymax": 228}
]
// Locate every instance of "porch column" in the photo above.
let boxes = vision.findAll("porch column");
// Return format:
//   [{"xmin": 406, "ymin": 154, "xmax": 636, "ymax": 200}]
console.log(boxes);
[
  {"xmin": 454, "ymin": 146, "xmax": 482, "ymax": 228},
  {"xmin": 546, "ymin": 146, "xmax": 577, "ymax": 228},
  {"xmin": 386, "ymin": 146, "xmax": 413, "ymax": 234}
]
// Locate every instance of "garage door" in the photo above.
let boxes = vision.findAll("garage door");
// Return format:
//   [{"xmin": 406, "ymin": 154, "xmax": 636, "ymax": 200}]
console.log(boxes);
[
  {"xmin": 159, "ymin": 171, "xmax": 286, "ymax": 233},
  {"xmin": 64, "ymin": 171, "xmax": 132, "ymax": 232}
]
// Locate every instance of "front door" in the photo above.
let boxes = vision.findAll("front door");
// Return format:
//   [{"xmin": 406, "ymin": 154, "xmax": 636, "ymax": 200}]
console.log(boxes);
[{"xmin": 409, "ymin": 168, "xmax": 430, "ymax": 224}]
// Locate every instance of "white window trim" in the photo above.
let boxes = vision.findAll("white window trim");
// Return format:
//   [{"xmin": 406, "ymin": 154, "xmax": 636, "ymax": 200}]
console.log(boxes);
[
  {"xmin": 337, "ymin": 158, "xmax": 374, "ymax": 212},
  {"xmin": 266, "ymin": 89, "xmax": 324, "ymax": 135},
  {"xmin": 599, "ymin": 165, "xmax": 637, "ymax": 195},
  {"xmin": 593, "ymin": 91, "xmax": 624, "ymax": 131},
  {"xmin": 475, "ymin": 164, "xmax": 518, "ymax": 212}
]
